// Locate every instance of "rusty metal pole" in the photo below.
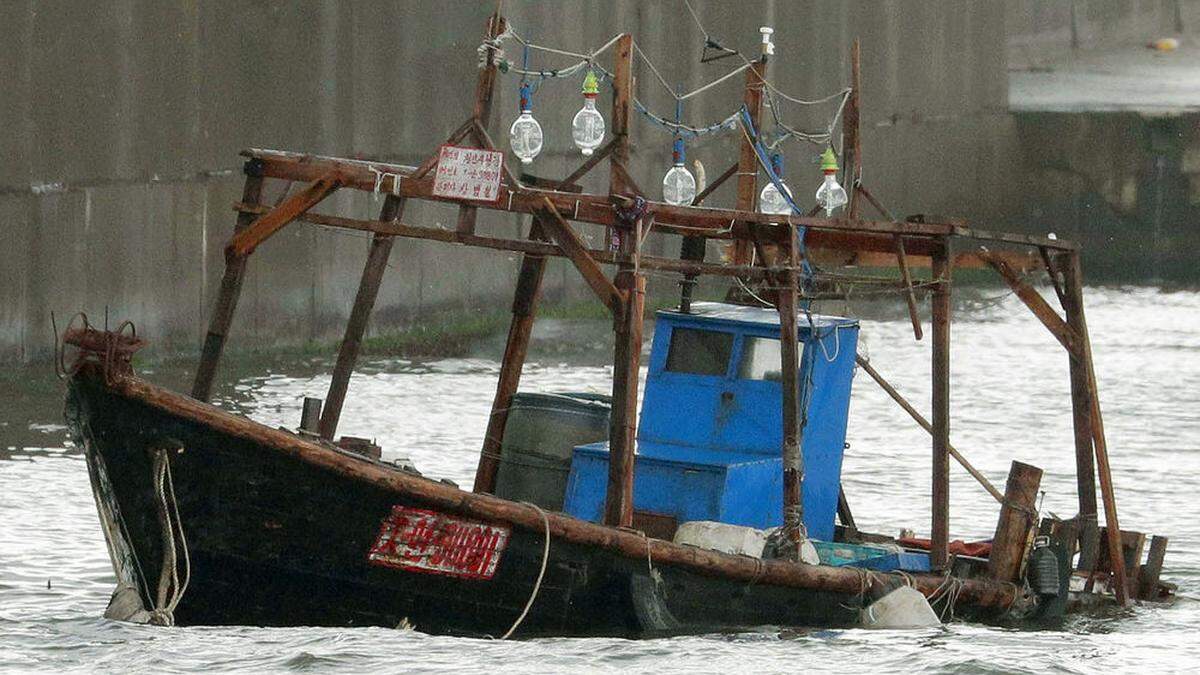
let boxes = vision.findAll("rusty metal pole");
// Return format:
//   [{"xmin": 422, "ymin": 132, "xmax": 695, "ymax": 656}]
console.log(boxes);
[
  {"xmin": 473, "ymin": 219, "xmax": 548, "ymax": 494},
  {"xmin": 1060, "ymin": 251, "xmax": 1129, "ymax": 604},
  {"xmin": 930, "ymin": 238, "xmax": 952, "ymax": 570},
  {"xmin": 191, "ymin": 166, "xmax": 265, "ymax": 402}
]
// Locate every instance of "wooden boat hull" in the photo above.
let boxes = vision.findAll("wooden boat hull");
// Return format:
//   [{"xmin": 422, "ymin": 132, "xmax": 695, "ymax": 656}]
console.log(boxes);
[{"xmin": 66, "ymin": 367, "xmax": 1029, "ymax": 636}]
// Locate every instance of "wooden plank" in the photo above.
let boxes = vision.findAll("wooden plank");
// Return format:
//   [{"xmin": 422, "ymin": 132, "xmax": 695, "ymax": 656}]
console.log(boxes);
[
  {"xmin": 980, "ymin": 251, "xmax": 1078, "ymax": 353},
  {"xmin": 930, "ymin": 240, "xmax": 951, "ymax": 570},
  {"xmin": 191, "ymin": 172, "xmax": 264, "ymax": 402},
  {"xmin": 1138, "ymin": 536, "xmax": 1169, "ymax": 601},
  {"xmin": 729, "ymin": 60, "xmax": 768, "ymax": 264},
  {"xmin": 855, "ymin": 354, "xmax": 1005, "ymax": 504},
  {"xmin": 318, "ymin": 194, "xmax": 405, "ymax": 440},
  {"xmin": 1060, "ymin": 250, "xmax": 1129, "ymax": 604},
  {"xmin": 473, "ymin": 218, "xmax": 549, "ymax": 494},
  {"xmin": 604, "ymin": 270, "xmax": 644, "ymax": 528},
  {"xmin": 539, "ymin": 197, "xmax": 623, "ymax": 315},
  {"xmin": 987, "ymin": 461, "xmax": 1043, "ymax": 582},
  {"xmin": 225, "ymin": 172, "xmax": 341, "ymax": 258}
]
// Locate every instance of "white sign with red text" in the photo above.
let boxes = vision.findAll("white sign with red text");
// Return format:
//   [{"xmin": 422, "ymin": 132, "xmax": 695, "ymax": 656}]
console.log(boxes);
[{"xmin": 432, "ymin": 145, "xmax": 504, "ymax": 203}]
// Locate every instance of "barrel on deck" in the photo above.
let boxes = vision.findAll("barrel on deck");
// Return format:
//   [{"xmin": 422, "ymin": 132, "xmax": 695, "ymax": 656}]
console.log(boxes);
[{"xmin": 492, "ymin": 392, "xmax": 611, "ymax": 510}]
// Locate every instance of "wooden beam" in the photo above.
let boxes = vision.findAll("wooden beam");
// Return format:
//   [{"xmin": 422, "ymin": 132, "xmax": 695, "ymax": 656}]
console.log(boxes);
[
  {"xmin": 609, "ymin": 34, "xmax": 633, "ymax": 197},
  {"xmin": 730, "ymin": 60, "xmax": 768, "ymax": 264},
  {"xmin": 987, "ymin": 461, "xmax": 1043, "ymax": 582},
  {"xmin": 855, "ymin": 354, "xmax": 1005, "ymax": 504},
  {"xmin": 1060, "ymin": 252, "xmax": 1099, "ymax": 572},
  {"xmin": 895, "ymin": 236, "xmax": 923, "ymax": 340},
  {"xmin": 604, "ymin": 270, "xmax": 644, "ymax": 527},
  {"xmin": 318, "ymin": 194, "xmax": 405, "ymax": 440},
  {"xmin": 844, "ymin": 39, "xmax": 863, "ymax": 219},
  {"xmin": 930, "ymin": 239, "xmax": 952, "ymax": 570},
  {"xmin": 1060, "ymin": 251, "xmax": 1129, "ymax": 604},
  {"xmin": 462, "ymin": 14, "xmax": 508, "ymax": 239},
  {"xmin": 234, "ymin": 201, "xmax": 787, "ymax": 280},
  {"xmin": 980, "ymin": 251, "xmax": 1078, "ymax": 353},
  {"xmin": 1138, "ymin": 536, "xmax": 1169, "ymax": 601},
  {"xmin": 539, "ymin": 197, "xmax": 622, "ymax": 315},
  {"xmin": 225, "ymin": 172, "xmax": 342, "ymax": 258},
  {"xmin": 779, "ymin": 265, "xmax": 805, "ymax": 556},
  {"xmin": 473, "ymin": 218, "xmax": 549, "ymax": 494},
  {"xmin": 191, "ymin": 171, "xmax": 264, "ymax": 402}
]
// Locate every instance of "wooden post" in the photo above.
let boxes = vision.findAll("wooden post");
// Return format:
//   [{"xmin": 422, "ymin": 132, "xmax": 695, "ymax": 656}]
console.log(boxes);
[
  {"xmin": 1059, "ymin": 252, "xmax": 1099, "ymax": 572},
  {"xmin": 778, "ymin": 261, "xmax": 804, "ymax": 551},
  {"xmin": 604, "ymin": 270, "xmax": 644, "ymax": 527},
  {"xmin": 191, "ymin": 170, "xmax": 265, "ymax": 402},
  {"xmin": 844, "ymin": 38, "xmax": 863, "ymax": 220},
  {"xmin": 473, "ymin": 218, "xmax": 548, "ymax": 494},
  {"xmin": 1138, "ymin": 536, "xmax": 1169, "ymax": 601},
  {"xmin": 300, "ymin": 397, "xmax": 322, "ymax": 434},
  {"xmin": 930, "ymin": 239, "xmax": 952, "ymax": 569},
  {"xmin": 729, "ymin": 60, "xmax": 768, "ymax": 265},
  {"xmin": 1060, "ymin": 251, "xmax": 1129, "ymax": 604},
  {"xmin": 317, "ymin": 195, "xmax": 406, "ymax": 440},
  {"xmin": 456, "ymin": 13, "xmax": 506, "ymax": 236},
  {"xmin": 987, "ymin": 461, "xmax": 1043, "ymax": 582},
  {"xmin": 609, "ymin": 34, "xmax": 633, "ymax": 197}
]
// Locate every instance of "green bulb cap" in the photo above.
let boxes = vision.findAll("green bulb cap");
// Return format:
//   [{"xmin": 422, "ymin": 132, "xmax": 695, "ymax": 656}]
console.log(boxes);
[
  {"xmin": 820, "ymin": 147, "xmax": 839, "ymax": 172},
  {"xmin": 582, "ymin": 70, "xmax": 600, "ymax": 96}
]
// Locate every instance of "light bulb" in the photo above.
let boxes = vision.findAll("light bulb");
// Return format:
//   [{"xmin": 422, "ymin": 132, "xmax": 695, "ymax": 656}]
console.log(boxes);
[
  {"xmin": 759, "ymin": 153, "xmax": 794, "ymax": 216},
  {"xmin": 572, "ymin": 71, "xmax": 605, "ymax": 156},
  {"xmin": 509, "ymin": 84, "xmax": 543, "ymax": 165},
  {"xmin": 815, "ymin": 147, "xmax": 848, "ymax": 216},
  {"xmin": 662, "ymin": 138, "xmax": 696, "ymax": 205},
  {"xmin": 815, "ymin": 174, "xmax": 847, "ymax": 216}
]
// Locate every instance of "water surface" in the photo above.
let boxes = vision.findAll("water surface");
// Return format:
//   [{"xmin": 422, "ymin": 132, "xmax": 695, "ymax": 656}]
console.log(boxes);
[{"xmin": 2, "ymin": 287, "xmax": 1197, "ymax": 672}]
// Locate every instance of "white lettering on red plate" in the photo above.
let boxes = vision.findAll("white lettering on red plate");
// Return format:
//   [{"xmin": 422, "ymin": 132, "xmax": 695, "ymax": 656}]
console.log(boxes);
[{"xmin": 367, "ymin": 506, "xmax": 510, "ymax": 580}]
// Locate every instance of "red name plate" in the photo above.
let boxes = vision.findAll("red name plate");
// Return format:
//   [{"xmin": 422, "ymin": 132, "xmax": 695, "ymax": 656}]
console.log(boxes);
[{"xmin": 368, "ymin": 506, "xmax": 510, "ymax": 580}]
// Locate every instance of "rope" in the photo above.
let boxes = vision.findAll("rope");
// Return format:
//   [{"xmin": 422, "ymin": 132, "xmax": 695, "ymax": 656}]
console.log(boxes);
[
  {"xmin": 149, "ymin": 448, "xmax": 190, "ymax": 627},
  {"xmin": 498, "ymin": 502, "xmax": 551, "ymax": 640}
]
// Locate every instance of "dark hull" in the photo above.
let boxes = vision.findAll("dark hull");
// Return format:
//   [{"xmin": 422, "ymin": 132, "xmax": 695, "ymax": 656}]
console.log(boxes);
[{"xmin": 66, "ymin": 370, "xmax": 1022, "ymax": 636}]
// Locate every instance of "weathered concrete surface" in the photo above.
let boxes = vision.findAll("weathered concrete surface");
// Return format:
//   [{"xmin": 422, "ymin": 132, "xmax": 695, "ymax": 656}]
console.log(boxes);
[{"xmin": 0, "ymin": 0, "xmax": 1049, "ymax": 363}]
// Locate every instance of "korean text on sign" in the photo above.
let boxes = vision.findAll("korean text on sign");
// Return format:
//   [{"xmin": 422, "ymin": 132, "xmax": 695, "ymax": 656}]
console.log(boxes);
[{"xmin": 432, "ymin": 146, "xmax": 504, "ymax": 203}]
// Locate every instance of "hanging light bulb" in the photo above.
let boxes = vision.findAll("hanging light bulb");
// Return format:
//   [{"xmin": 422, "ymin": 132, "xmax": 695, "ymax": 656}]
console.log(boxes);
[
  {"xmin": 759, "ymin": 153, "xmax": 795, "ymax": 216},
  {"xmin": 572, "ymin": 70, "xmax": 605, "ymax": 156},
  {"xmin": 509, "ymin": 83, "xmax": 543, "ymax": 165},
  {"xmin": 662, "ymin": 137, "xmax": 697, "ymax": 205},
  {"xmin": 815, "ymin": 147, "xmax": 848, "ymax": 216}
]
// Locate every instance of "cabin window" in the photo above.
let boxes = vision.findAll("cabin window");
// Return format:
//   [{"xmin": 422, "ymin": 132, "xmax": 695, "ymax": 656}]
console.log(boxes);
[
  {"xmin": 665, "ymin": 328, "xmax": 734, "ymax": 376},
  {"xmin": 738, "ymin": 337, "xmax": 784, "ymax": 382}
]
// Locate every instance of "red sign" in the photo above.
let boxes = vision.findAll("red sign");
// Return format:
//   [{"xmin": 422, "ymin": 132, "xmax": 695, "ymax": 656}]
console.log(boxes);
[
  {"xmin": 367, "ymin": 506, "xmax": 510, "ymax": 580},
  {"xmin": 431, "ymin": 145, "xmax": 504, "ymax": 203}
]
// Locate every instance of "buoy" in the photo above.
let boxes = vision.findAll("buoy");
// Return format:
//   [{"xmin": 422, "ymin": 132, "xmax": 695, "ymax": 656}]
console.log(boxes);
[{"xmin": 860, "ymin": 586, "xmax": 941, "ymax": 629}]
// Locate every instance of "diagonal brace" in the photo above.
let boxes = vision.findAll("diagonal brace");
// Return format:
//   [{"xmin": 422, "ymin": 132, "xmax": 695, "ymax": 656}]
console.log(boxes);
[
  {"xmin": 226, "ymin": 171, "xmax": 342, "ymax": 258},
  {"xmin": 979, "ymin": 251, "xmax": 1079, "ymax": 354},
  {"xmin": 539, "ymin": 197, "xmax": 623, "ymax": 316}
]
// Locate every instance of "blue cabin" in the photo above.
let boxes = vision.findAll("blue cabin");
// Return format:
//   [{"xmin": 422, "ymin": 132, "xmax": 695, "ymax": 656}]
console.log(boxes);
[{"xmin": 563, "ymin": 301, "xmax": 859, "ymax": 541}]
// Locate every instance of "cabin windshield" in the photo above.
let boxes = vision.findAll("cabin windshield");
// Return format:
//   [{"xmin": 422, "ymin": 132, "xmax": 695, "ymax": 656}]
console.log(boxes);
[
  {"xmin": 664, "ymin": 328, "xmax": 733, "ymax": 376},
  {"xmin": 738, "ymin": 336, "xmax": 783, "ymax": 382}
]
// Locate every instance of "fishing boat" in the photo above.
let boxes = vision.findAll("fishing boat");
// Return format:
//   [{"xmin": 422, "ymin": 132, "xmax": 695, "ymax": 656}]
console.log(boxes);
[{"xmin": 63, "ymin": 15, "xmax": 1173, "ymax": 637}]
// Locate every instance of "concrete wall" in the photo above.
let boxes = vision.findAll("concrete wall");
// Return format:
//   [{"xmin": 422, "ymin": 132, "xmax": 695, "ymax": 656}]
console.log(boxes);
[
  {"xmin": 1, "ymin": 0, "xmax": 1018, "ymax": 363},
  {"xmin": 1007, "ymin": 0, "xmax": 1197, "ymax": 67}
]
